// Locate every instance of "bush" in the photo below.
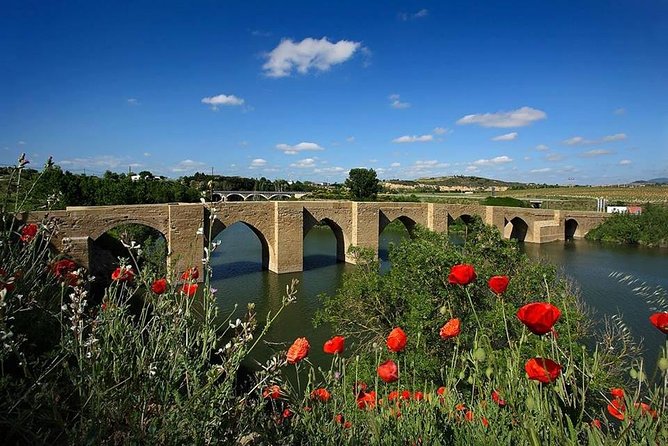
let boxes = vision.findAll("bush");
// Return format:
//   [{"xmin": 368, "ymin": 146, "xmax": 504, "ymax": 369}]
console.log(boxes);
[{"xmin": 586, "ymin": 204, "xmax": 668, "ymax": 247}]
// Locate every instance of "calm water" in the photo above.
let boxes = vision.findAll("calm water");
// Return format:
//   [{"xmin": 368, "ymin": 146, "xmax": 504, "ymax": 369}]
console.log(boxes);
[{"xmin": 211, "ymin": 224, "xmax": 668, "ymax": 370}]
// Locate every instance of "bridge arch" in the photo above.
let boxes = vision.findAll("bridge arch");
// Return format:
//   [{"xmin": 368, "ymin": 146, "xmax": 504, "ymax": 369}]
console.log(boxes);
[
  {"xmin": 90, "ymin": 218, "xmax": 168, "ymax": 242},
  {"xmin": 504, "ymin": 216, "xmax": 531, "ymax": 242},
  {"xmin": 303, "ymin": 217, "xmax": 347, "ymax": 265},
  {"xmin": 379, "ymin": 214, "xmax": 417, "ymax": 237},
  {"xmin": 210, "ymin": 219, "xmax": 272, "ymax": 270},
  {"xmin": 267, "ymin": 193, "xmax": 292, "ymax": 201},
  {"xmin": 225, "ymin": 193, "xmax": 246, "ymax": 202},
  {"xmin": 565, "ymin": 218, "xmax": 580, "ymax": 240}
]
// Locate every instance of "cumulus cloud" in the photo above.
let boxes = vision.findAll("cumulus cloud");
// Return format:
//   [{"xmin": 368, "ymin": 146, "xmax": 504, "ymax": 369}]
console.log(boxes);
[
  {"xmin": 250, "ymin": 158, "xmax": 267, "ymax": 168},
  {"xmin": 59, "ymin": 155, "xmax": 139, "ymax": 171},
  {"xmin": 390, "ymin": 162, "xmax": 401, "ymax": 167},
  {"xmin": 414, "ymin": 160, "xmax": 449, "ymax": 168},
  {"xmin": 563, "ymin": 133, "xmax": 627, "ymax": 145},
  {"xmin": 433, "ymin": 127, "xmax": 450, "ymax": 135},
  {"xmin": 619, "ymin": 159, "xmax": 632, "ymax": 165},
  {"xmin": 456, "ymin": 106, "xmax": 546, "ymax": 128},
  {"xmin": 472, "ymin": 155, "xmax": 513, "ymax": 166},
  {"xmin": 389, "ymin": 93, "xmax": 410, "ymax": 109},
  {"xmin": 171, "ymin": 159, "xmax": 207, "ymax": 173},
  {"xmin": 18, "ymin": 140, "xmax": 26, "ymax": 145},
  {"xmin": 614, "ymin": 107, "xmax": 626, "ymax": 115},
  {"xmin": 392, "ymin": 134, "xmax": 433, "ymax": 143},
  {"xmin": 127, "ymin": 98, "xmax": 139, "ymax": 106},
  {"xmin": 346, "ymin": 136, "xmax": 355, "ymax": 143},
  {"xmin": 546, "ymin": 153, "xmax": 564, "ymax": 161},
  {"xmin": 314, "ymin": 166, "xmax": 345, "ymax": 173},
  {"xmin": 465, "ymin": 165, "xmax": 480, "ymax": 172},
  {"xmin": 535, "ymin": 144, "xmax": 550, "ymax": 151},
  {"xmin": 262, "ymin": 37, "xmax": 361, "ymax": 77},
  {"xmin": 530, "ymin": 167, "xmax": 552, "ymax": 173},
  {"xmin": 201, "ymin": 93, "xmax": 245, "ymax": 110},
  {"xmin": 491, "ymin": 132, "xmax": 518, "ymax": 141},
  {"xmin": 581, "ymin": 149, "xmax": 613, "ymax": 157},
  {"xmin": 290, "ymin": 158, "xmax": 317, "ymax": 168},
  {"xmin": 276, "ymin": 141, "xmax": 325, "ymax": 155}
]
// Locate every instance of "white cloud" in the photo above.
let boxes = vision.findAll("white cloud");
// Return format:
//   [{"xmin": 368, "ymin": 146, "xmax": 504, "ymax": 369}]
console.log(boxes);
[
  {"xmin": 581, "ymin": 149, "xmax": 613, "ymax": 157},
  {"xmin": 392, "ymin": 134, "xmax": 433, "ymax": 143},
  {"xmin": 465, "ymin": 165, "xmax": 480, "ymax": 172},
  {"xmin": 59, "ymin": 155, "xmax": 142, "ymax": 171},
  {"xmin": 535, "ymin": 144, "xmax": 549, "ymax": 151},
  {"xmin": 276, "ymin": 141, "xmax": 325, "ymax": 155},
  {"xmin": 172, "ymin": 159, "xmax": 207, "ymax": 173},
  {"xmin": 530, "ymin": 167, "xmax": 552, "ymax": 173},
  {"xmin": 346, "ymin": 136, "xmax": 355, "ymax": 143},
  {"xmin": 619, "ymin": 159, "xmax": 632, "ymax": 165},
  {"xmin": 414, "ymin": 160, "xmax": 449, "ymax": 168},
  {"xmin": 390, "ymin": 162, "xmax": 401, "ymax": 167},
  {"xmin": 314, "ymin": 166, "xmax": 345, "ymax": 173},
  {"xmin": 472, "ymin": 155, "xmax": 513, "ymax": 166},
  {"xmin": 201, "ymin": 93, "xmax": 245, "ymax": 110},
  {"xmin": 433, "ymin": 127, "xmax": 450, "ymax": 135},
  {"xmin": 546, "ymin": 153, "xmax": 564, "ymax": 161},
  {"xmin": 290, "ymin": 158, "xmax": 317, "ymax": 168},
  {"xmin": 563, "ymin": 133, "xmax": 627, "ymax": 145},
  {"xmin": 524, "ymin": 156, "xmax": 532, "ymax": 161},
  {"xmin": 399, "ymin": 9, "xmax": 429, "ymax": 20},
  {"xmin": 389, "ymin": 93, "xmax": 410, "ymax": 109},
  {"xmin": 18, "ymin": 140, "xmax": 26, "ymax": 145},
  {"xmin": 491, "ymin": 132, "xmax": 518, "ymax": 141},
  {"xmin": 143, "ymin": 152, "xmax": 151, "ymax": 157},
  {"xmin": 262, "ymin": 37, "xmax": 361, "ymax": 77},
  {"xmin": 127, "ymin": 98, "xmax": 139, "ymax": 106},
  {"xmin": 456, "ymin": 106, "xmax": 546, "ymax": 128},
  {"xmin": 614, "ymin": 107, "xmax": 626, "ymax": 115},
  {"xmin": 250, "ymin": 158, "xmax": 267, "ymax": 168}
]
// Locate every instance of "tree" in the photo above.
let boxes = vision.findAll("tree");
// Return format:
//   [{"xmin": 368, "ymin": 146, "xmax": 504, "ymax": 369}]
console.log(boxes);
[{"xmin": 345, "ymin": 168, "xmax": 380, "ymax": 201}]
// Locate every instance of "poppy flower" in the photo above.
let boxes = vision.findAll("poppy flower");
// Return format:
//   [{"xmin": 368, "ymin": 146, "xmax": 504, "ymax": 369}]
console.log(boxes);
[
  {"xmin": 524, "ymin": 357, "xmax": 561, "ymax": 383},
  {"xmin": 491, "ymin": 389, "xmax": 507, "ymax": 407},
  {"xmin": 465, "ymin": 410, "xmax": 474, "ymax": 422},
  {"xmin": 282, "ymin": 408, "xmax": 293, "ymax": 419},
  {"xmin": 356, "ymin": 390, "xmax": 376, "ymax": 409},
  {"xmin": 516, "ymin": 302, "xmax": 561, "ymax": 335},
  {"xmin": 181, "ymin": 266, "xmax": 199, "ymax": 281},
  {"xmin": 20, "ymin": 223, "xmax": 38, "ymax": 242},
  {"xmin": 591, "ymin": 419, "xmax": 602, "ymax": 429},
  {"xmin": 323, "ymin": 335, "xmax": 345, "ymax": 354},
  {"xmin": 263, "ymin": 385, "xmax": 281, "ymax": 399},
  {"xmin": 181, "ymin": 283, "xmax": 198, "ymax": 297},
  {"xmin": 353, "ymin": 381, "xmax": 367, "ymax": 394},
  {"xmin": 388, "ymin": 390, "xmax": 399, "ymax": 402},
  {"xmin": 387, "ymin": 327, "xmax": 407, "ymax": 352},
  {"xmin": 400, "ymin": 390, "xmax": 411, "ymax": 400},
  {"xmin": 111, "ymin": 266, "xmax": 134, "ymax": 282},
  {"xmin": 488, "ymin": 275, "xmax": 510, "ymax": 295},
  {"xmin": 610, "ymin": 388, "xmax": 625, "ymax": 399},
  {"xmin": 634, "ymin": 402, "xmax": 657, "ymax": 418},
  {"xmin": 607, "ymin": 399, "xmax": 625, "ymax": 420},
  {"xmin": 437, "ymin": 386, "xmax": 446, "ymax": 396},
  {"xmin": 51, "ymin": 259, "xmax": 78, "ymax": 286},
  {"xmin": 413, "ymin": 391, "xmax": 424, "ymax": 401},
  {"xmin": 649, "ymin": 312, "xmax": 668, "ymax": 334},
  {"xmin": 455, "ymin": 403, "xmax": 466, "ymax": 411},
  {"xmin": 439, "ymin": 318, "xmax": 461, "ymax": 340},
  {"xmin": 448, "ymin": 264, "xmax": 477, "ymax": 286},
  {"xmin": 310, "ymin": 388, "xmax": 331, "ymax": 402},
  {"xmin": 481, "ymin": 417, "xmax": 489, "ymax": 428},
  {"xmin": 151, "ymin": 278, "xmax": 168, "ymax": 294},
  {"xmin": 378, "ymin": 359, "xmax": 399, "ymax": 383},
  {"xmin": 287, "ymin": 337, "xmax": 310, "ymax": 364}
]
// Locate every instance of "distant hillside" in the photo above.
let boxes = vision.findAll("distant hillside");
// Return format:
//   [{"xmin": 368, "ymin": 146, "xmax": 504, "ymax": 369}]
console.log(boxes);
[
  {"xmin": 632, "ymin": 177, "xmax": 668, "ymax": 185},
  {"xmin": 416, "ymin": 175, "xmax": 527, "ymax": 188}
]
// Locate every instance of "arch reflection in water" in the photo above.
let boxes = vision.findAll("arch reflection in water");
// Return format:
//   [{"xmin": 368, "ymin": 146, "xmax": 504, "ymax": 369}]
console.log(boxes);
[
  {"xmin": 379, "ymin": 219, "xmax": 412, "ymax": 261},
  {"xmin": 303, "ymin": 222, "xmax": 340, "ymax": 270}
]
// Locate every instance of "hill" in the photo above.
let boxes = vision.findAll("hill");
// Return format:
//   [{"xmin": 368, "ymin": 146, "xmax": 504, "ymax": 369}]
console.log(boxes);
[
  {"xmin": 632, "ymin": 177, "xmax": 668, "ymax": 185},
  {"xmin": 416, "ymin": 175, "xmax": 528, "ymax": 188}
]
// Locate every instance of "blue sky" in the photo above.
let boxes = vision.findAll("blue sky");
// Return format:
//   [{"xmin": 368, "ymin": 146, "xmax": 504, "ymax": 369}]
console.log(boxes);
[{"xmin": 1, "ymin": 0, "xmax": 666, "ymax": 184}]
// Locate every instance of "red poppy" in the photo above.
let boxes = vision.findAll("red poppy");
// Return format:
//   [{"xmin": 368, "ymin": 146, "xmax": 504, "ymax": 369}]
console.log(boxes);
[
  {"xmin": 323, "ymin": 335, "xmax": 345, "ymax": 354},
  {"xmin": 439, "ymin": 318, "xmax": 461, "ymax": 340},
  {"xmin": 181, "ymin": 283, "xmax": 198, "ymax": 297},
  {"xmin": 356, "ymin": 390, "xmax": 376, "ymax": 409},
  {"xmin": 111, "ymin": 266, "xmax": 134, "ymax": 282},
  {"xmin": 310, "ymin": 388, "xmax": 331, "ymax": 402},
  {"xmin": 491, "ymin": 389, "xmax": 507, "ymax": 407},
  {"xmin": 334, "ymin": 413, "xmax": 345, "ymax": 424},
  {"xmin": 20, "ymin": 223, "xmax": 38, "ymax": 242},
  {"xmin": 448, "ymin": 264, "xmax": 477, "ymax": 286},
  {"xmin": 287, "ymin": 337, "xmax": 310, "ymax": 364},
  {"xmin": 181, "ymin": 266, "xmax": 199, "ymax": 281},
  {"xmin": 634, "ymin": 402, "xmax": 657, "ymax": 418},
  {"xmin": 437, "ymin": 386, "xmax": 446, "ymax": 396},
  {"xmin": 516, "ymin": 302, "xmax": 561, "ymax": 335},
  {"xmin": 262, "ymin": 385, "xmax": 281, "ymax": 399},
  {"xmin": 388, "ymin": 390, "xmax": 399, "ymax": 402},
  {"xmin": 610, "ymin": 388, "xmax": 625, "ymax": 399},
  {"xmin": 465, "ymin": 410, "xmax": 474, "ymax": 422},
  {"xmin": 378, "ymin": 359, "xmax": 399, "ymax": 383},
  {"xmin": 481, "ymin": 417, "xmax": 489, "ymax": 428},
  {"xmin": 51, "ymin": 259, "xmax": 78, "ymax": 286},
  {"xmin": 151, "ymin": 278, "xmax": 168, "ymax": 294},
  {"xmin": 488, "ymin": 275, "xmax": 510, "ymax": 295},
  {"xmin": 591, "ymin": 419, "xmax": 602, "ymax": 429},
  {"xmin": 607, "ymin": 399, "xmax": 625, "ymax": 420},
  {"xmin": 400, "ymin": 390, "xmax": 411, "ymax": 400},
  {"xmin": 354, "ymin": 381, "xmax": 368, "ymax": 394},
  {"xmin": 524, "ymin": 357, "xmax": 561, "ymax": 383},
  {"xmin": 282, "ymin": 408, "xmax": 293, "ymax": 419},
  {"xmin": 455, "ymin": 403, "xmax": 466, "ymax": 411},
  {"xmin": 649, "ymin": 312, "xmax": 668, "ymax": 334},
  {"xmin": 387, "ymin": 327, "xmax": 407, "ymax": 352},
  {"xmin": 413, "ymin": 391, "xmax": 424, "ymax": 401}
]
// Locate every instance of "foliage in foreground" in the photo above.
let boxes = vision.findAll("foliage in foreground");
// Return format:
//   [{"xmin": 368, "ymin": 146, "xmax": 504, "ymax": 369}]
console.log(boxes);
[{"xmin": 586, "ymin": 203, "xmax": 668, "ymax": 247}]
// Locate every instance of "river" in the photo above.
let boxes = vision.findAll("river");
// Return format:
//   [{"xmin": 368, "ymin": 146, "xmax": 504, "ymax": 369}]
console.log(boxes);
[{"xmin": 210, "ymin": 223, "xmax": 668, "ymax": 372}]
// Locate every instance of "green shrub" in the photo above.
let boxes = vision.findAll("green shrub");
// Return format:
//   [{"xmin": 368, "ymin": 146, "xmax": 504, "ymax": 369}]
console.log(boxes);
[{"xmin": 586, "ymin": 204, "xmax": 668, "ymax": 246}]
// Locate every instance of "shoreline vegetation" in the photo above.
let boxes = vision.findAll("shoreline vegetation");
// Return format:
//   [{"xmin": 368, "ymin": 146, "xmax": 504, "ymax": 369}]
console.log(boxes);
[
  {"xmin": 585, "ymin": 204, "xmax": 668, "ymax": 247},
  {"xmin": 2, "ymin": 160, "xmax": 668, "ymax": 444}
]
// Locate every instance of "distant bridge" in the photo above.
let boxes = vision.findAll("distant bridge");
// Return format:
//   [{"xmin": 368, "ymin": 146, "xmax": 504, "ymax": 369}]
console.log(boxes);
[
  {"xmin": 211, "ymin": 191, "xmax": 311, "ymax": 201},
  {"xmin": 23, "ymin": 201, "xmax": 609, "ymax": 276}
]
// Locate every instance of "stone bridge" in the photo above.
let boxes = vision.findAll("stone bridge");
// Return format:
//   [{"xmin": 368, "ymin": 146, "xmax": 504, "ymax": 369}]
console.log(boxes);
[
  {"xmin": 23, "ymin": 201, "xmax": 608, "ymax": 275},
  {"xmin": 211, "ymin": 190, "xmax": 311, "ymax": 201}
]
